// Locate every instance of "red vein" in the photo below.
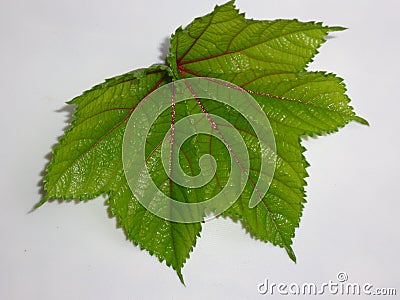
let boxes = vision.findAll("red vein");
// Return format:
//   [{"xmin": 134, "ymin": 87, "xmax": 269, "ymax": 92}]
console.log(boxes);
[
  {"xmin": 168, "ymin": 84, "xmax": 178, "ymax": 270},
  {"xmin": 177, "ymin": 13, "xmax": 215, "ymax": 64},
  {"xmin": 76, "ymin": 107, "xmax": 132, "ymax": 124},
  {"xmin": 169, "ymin": 84, "xmax": 176, "ymax": 198},
  {"xmin": 77, "ymin": 69, "xmax": 166, "ymax": 111},
  {"xmin": 179, "ymin": 26, "xmax": 321, "ymax": 66}
]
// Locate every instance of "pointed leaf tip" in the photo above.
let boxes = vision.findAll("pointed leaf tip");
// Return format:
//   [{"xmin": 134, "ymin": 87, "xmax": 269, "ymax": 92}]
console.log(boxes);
[
  {"xmin": 286, "ymin": 247, "xmax": 297, "ymax": 263},
  {"xmin": 177, "ymin": 271, "xmax": 185, "ymax": 285},
  {"xmin": 353, "ymin": 116, "xmax": 369, "ymax": 126},
  {"xmin": 329, "ymin": 26, "xmax": 347, "ymax": 32}
]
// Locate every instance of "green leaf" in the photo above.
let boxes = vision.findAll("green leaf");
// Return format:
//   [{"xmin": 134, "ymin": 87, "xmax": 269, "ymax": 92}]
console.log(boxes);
[{"xmin": 40, "ymin": 0, "xmax": 368, "ymax": 283}]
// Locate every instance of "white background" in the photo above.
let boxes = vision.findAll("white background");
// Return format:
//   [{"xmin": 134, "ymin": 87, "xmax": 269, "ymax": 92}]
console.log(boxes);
[{"xmin": 1, "ymin": 0, "xmax": 399, "ymax": 299}]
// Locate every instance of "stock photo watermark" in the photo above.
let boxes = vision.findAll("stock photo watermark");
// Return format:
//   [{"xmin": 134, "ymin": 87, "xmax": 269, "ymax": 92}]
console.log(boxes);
[{"xmin": 257, "ymin": 272, "xmax": 397, "ymax": 296}]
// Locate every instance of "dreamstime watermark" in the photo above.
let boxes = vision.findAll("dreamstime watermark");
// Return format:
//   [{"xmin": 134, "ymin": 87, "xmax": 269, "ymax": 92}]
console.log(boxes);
[
  {"xmin": 122, "ymin": 77, "xmax": 276, "ymax": 223},
  {"xmin": 257, "ymin": 272, "xmax": 397, "ymax": 296}
]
